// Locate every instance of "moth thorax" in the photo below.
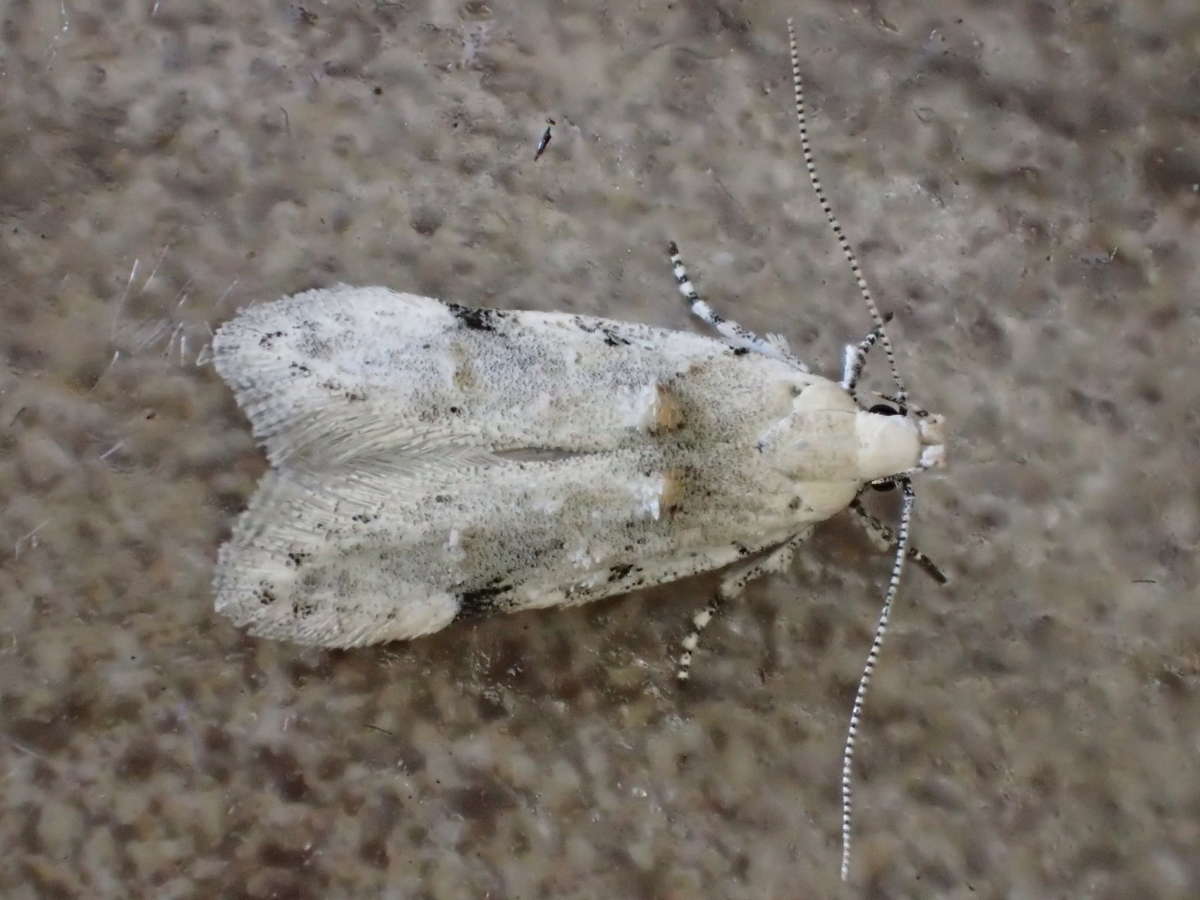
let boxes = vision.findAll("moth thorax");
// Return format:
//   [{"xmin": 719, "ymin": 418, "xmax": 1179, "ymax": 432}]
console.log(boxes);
[{"xmin": 854, "ymin": 410, "xmax": 921, "ymax": 482}]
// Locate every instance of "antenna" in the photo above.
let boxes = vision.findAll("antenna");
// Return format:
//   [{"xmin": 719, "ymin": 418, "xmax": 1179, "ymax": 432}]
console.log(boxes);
[
  {"xmin": 787, "ymin": 19, "xmax": 919, "ymax": 880},
  {"xmin": 786, "ymin": 18, "xmax": 908, "ymax": 410}
]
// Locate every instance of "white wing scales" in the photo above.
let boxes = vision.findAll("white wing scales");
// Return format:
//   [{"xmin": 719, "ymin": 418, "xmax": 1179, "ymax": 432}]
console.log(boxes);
[
  {"xmin": 214, "ymin": 286, "xmax": 741, "ymax": 464},
  {"xmin": 213, "ymin": 287, "xmax": 851, "ymax": 647}
]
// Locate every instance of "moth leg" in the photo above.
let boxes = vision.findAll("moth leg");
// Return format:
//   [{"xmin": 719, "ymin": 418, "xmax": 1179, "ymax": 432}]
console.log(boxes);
[
  {"xmin": 676, "ymin": 530, "xmax": 811, "ymax": 682},
  {"xmin": 840, "ymin": 313, "xmax": 895, "ymax": 398},
  {"xmin": 667, "ymin": 241, "xmax": 809, "ymax": 371},
  {"xmin": 849, "ymin": 498, "xmax": 948, "ymax": 584}
]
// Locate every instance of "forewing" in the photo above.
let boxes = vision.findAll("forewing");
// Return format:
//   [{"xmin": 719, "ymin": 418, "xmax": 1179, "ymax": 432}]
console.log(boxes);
[
  {"xmin": 213, "ymin": 286, "xmax": 739, "ymax": 467},
  {"xmin": 214, "ymin": 443, "xmax": 797, "ymax": 647}
]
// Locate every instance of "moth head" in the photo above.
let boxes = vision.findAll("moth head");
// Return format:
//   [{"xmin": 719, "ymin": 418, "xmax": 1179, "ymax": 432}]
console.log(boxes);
[{"xmin": 855, "ymin": 394, "xmax": 946, "ymax": 487}]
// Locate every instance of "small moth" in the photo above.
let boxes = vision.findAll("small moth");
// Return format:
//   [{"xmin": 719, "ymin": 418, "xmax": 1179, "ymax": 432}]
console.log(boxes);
[{"xmin": 211, "ymin": 20, "xmax": 947, "ymax": 880}]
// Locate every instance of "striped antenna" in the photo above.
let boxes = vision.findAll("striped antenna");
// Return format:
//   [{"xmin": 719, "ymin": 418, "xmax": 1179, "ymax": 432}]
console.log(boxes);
[
  {"xmin": 839, "ymin": 477, "xmax": 915, "ymax": 880},
  {"xmin": 786, "ymin": 18, "xmax": 908, "ymax": 410}
]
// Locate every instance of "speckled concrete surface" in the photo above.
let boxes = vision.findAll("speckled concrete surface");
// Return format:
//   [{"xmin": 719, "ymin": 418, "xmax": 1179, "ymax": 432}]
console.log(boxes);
[{"xmin": 2, "ymin": 1, "xmax": 1198, "ymax": 897}]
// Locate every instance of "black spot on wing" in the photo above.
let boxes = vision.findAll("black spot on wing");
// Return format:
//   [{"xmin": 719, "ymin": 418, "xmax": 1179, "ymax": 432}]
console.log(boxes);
[
  {"xmin": 447, "ymin": 303, "xmax": 503, "ymax": 332},
  {"xmin": 568, "ymin": 315, "xmax": 636, "ymax": 349},
  {"xmin": 608, "ymin": 563, "xmax": 634, "ymax": 582},
  {"xmin": 454, "ymin": 584, "xmax": 512, "ymax": 621},
  {"xmin": 601, "ymin": 328, "xmax": 631, "ymax": 347}
]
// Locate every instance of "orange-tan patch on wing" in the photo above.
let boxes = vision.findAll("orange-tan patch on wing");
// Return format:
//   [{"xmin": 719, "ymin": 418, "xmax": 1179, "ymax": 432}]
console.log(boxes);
[{"xmin": 651, "ymin": 382, "xmax": 684, "ymax": 433}]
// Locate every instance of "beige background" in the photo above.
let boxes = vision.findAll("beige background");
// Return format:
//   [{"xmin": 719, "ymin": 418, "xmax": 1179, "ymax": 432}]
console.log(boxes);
[{"xmin": 2, "ymin": 0, "xmax": 1197, "ymax": 897}]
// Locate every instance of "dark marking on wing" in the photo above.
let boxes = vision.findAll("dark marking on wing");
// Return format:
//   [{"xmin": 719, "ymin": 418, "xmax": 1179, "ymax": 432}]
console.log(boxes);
[
  {"xmin": 296, "ymin": 332, "xmax": 333, "ymax": 360},
  {"xmin": 732, "ymin": 346, "xmax": 750, "ymax": 356},
  {"xmin": 568, "ymin": 316, "xmax": 635, "ymax": 349},
  {"xmin": 454, "ymin": 584, "xmax": 512, "ymax": 621},
  {"xmin": 259, "ymin": 330, "xmax": 285, "ymax": 349},
  {"xmin": 602, "ymin": 328, "xmax": 631, "ymax": 347},
  {"xmin": 289, "ymin": 361, "xmax": 311, "ymax": 376},
  {"xmin": 608, "ymin": 563, "xmax": 634, "ymax": 582},
  {"xmin": 287, "ymin": 551, "xmax": 311, "ymax": 568},
  {"xmin": 447, "ymin": 303, "xmax": 502, "ymax": 332}
]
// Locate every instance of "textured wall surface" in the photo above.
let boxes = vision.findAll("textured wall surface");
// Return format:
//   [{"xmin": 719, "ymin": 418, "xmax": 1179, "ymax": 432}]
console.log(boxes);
[{"xmin": 2, "ymin": 1, "xmax": 1198, "ymax": 897}]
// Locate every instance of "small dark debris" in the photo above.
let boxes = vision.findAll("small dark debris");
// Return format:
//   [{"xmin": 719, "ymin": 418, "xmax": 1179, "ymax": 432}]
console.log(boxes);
[{"xmin": 534, "ymin": 118, "xmax": 556, "ymax": 161}]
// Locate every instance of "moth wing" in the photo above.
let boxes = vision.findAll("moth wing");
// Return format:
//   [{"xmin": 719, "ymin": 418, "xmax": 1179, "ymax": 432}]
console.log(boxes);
[
  {"xmin": 213, "ymin": 285, "xmax": 741, "ymax": 467},
  {"xmin": 215, "ymin": 442, "xmax": 811, "ymax": 648},
  {"xmin": 214, "ymin": 454, "xmax": 490, "ymax": 648},
  {"xmin": 214, "ymin": 286, "xmax": 468, "ymax": 467}
]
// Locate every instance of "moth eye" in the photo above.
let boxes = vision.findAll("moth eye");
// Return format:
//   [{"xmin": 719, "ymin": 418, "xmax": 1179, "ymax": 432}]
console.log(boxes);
[
  {"xmin": 870, "ymin": 479, "xmax": 896, "ymax": 492},
  {"xmin": 868, "ymin": 403, "xmax": 899, "ymax": 416}
]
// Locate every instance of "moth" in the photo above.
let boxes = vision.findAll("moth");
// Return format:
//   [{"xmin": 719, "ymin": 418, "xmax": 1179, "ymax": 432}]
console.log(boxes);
[{"xmin": 211, "ymin": 20, "xmax": 947, "ymax": 880}]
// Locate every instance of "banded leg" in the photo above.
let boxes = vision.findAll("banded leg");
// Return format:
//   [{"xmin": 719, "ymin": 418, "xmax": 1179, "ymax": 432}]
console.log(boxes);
[
  {"xmin": 667, "ymin": 241, "xmax": 809, "ymax": 371},
  {"xmin": 676, "ymin": 530, "xmax": 811, "ymax": 682},
  {"xmin": 840, "ymin": 313, "xmax": 894, "ymax": 399},
  {"xmin": 849, "ymin": 498, "xmax": 947, "ymax": 585}
]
